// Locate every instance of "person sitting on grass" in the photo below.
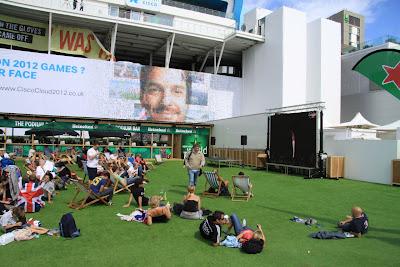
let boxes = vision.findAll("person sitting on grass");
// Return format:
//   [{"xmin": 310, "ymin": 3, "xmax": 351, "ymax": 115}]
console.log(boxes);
[
  {"xmin": 180, "ymin": 186, "xmax": 204, "ymax": 220},
  {"xmin": 90, "ymin": 171, "xmax": 113, "ymax": 205},
  {"xmin": 199, "ymin": 211, "xmax": 229, "ymax": 246},
  {"xmin": 124, "ymin": 178, "xmax": 148, "ymax": 208},
  {"xmin": 229, "ymin": 213, "xmax": 266, "ymax": 254},
  {"xmin": 144, "ymin": 196, "xmax": 172, "ymax": 226},
  {"xmin": 42, "ymin": 171, "xmax": 55, "ymax": 204},
  {"xmin": 0, "ymin": 206, "xmax": 26, "ymax": 233},
  {"xmin": 338, "ymin": 206, "xmax": 369, "ymax": 237}
]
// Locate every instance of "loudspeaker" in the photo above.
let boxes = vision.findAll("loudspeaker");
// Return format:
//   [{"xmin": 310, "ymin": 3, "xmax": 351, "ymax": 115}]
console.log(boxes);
[
  {"xmin": 210, "ymin": 137, "xmax": 216, "ymax": 145},
  {"xmin": 241, "ymin": 135, "xmax": 247, "ymax": 146}
]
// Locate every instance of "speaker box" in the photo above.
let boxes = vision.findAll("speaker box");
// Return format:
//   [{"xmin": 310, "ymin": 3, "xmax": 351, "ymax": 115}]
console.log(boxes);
[
  {"xmin": 210, "ymin": 137, "xmax": 216, "ymax": 146},
  {"xmin": 241, "ymin": 135, "xmax": 247, "ymax": 146}
]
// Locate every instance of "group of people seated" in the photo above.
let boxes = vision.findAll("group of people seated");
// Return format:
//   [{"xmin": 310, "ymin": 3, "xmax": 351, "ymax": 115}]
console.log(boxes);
[{"xmin": 0, "ymin": 143, "xmax": 370, "ymax": 253}]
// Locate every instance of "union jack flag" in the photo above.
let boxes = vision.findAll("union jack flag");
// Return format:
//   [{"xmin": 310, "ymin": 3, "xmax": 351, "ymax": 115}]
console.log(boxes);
[{"xmin": 17, "ymin": 179, "xmax": 45, "ymax": 213}]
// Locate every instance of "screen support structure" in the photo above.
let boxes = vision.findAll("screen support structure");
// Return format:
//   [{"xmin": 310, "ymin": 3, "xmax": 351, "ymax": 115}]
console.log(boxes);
[{"xmin": 266, "ymin": 102, "xmax": 326, "ymax": 178}]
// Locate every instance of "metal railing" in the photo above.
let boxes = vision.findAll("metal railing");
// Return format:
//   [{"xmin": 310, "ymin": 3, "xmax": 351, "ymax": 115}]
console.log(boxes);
[
  {"xmin": 4, "ymin": 0, "xmax": 243, "ymax": 40},
  {"xmin": 343, "ymin": 35, "xmax": 400, "ymax": 54}
]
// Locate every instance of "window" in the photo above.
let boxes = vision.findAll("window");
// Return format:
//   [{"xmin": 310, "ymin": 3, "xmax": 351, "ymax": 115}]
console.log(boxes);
[
  {"xmin": 109, "ymin": 5, "xmax": 119, "ymax": 17},
  {"xmin": 349, "ymin": 15, "xmax": 360, "ymax": 27}
]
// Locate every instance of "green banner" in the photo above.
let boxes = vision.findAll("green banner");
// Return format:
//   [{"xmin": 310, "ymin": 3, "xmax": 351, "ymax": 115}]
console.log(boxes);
[
  {"xmin": 353, "ymin": 49, "xmax": 400, "ymax": 101},
  {"xmin": 0, "ymin": 119, "xmax": 210, "ymax": 135},
  {"xmin": 181, "ymin": 134, "xmax": 209, "ymax": 158}
]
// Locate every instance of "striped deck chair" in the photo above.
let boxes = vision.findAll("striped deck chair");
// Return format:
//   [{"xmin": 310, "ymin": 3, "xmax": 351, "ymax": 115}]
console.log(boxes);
[
  {"xmin": 68, "ymin": 180, "xmax": 108, "ymax": 210},
  {"xmin": 110, "ymin": 173, "xmax": 134, "ymax": 195},
  {"xmin": 203, "ymin": 171, "xmax": 222, "ymax": 197},
  {"xmin": 231, "ymin": 175, "xmax": 252, "ymax": 201},
  {"xmin": 81, "ymin": 161, "xmax": 89, "ymax": 181}
]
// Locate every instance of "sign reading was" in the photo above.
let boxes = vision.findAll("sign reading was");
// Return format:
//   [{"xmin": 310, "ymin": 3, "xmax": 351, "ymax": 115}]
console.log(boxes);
[{"xmin": 126, "ymin": 0, "xmax": 162, "ymax": 11}]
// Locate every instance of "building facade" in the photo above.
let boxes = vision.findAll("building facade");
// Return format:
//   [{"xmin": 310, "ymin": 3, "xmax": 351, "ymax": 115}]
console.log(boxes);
[{"xmin": 328, "ymin": 10, "xmax": 365, "ymax": 53}]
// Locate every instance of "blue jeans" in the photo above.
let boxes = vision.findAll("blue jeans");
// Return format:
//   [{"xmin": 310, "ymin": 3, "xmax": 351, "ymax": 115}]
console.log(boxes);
[
  {"xmin": 188, "ymin": 169, "xmax": 200, "ymax": 186},
  {"xmin": 230, "ymin": 213, "xmax": 251, "ymax": 235}
]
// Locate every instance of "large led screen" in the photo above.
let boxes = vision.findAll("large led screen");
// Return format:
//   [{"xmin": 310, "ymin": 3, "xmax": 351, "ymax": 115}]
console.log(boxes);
[
  {"xmin": 0, "ymin": 48, "xmax": 242, "ymax": 123},
  {"xmin": 269, "ymin": 111, "xmax": 317, "ymax": 168}
]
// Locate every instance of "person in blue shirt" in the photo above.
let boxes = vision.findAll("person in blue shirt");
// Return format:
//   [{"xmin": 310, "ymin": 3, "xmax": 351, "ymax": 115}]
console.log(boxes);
[{"xmin": 90, "ymin": 171, "xmax": 113, "ymax": 205}]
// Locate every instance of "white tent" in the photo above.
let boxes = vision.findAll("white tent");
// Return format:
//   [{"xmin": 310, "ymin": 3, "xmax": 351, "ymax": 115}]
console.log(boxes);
[
  {"xmin": 373, "ymin": 120, "xmax": 400, "ymax": 131},
  {"xmin": 331, "ymin": 112, "xmax": 379, "ymax": 129}
]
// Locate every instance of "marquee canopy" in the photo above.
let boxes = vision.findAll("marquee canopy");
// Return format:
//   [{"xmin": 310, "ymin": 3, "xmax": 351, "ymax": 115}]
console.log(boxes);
[{"xmin": 331, "ymin": 112, "xmax": 379, "ymax": 129}]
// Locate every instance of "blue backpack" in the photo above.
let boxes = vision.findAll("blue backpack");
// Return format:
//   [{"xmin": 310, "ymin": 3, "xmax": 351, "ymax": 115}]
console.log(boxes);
[{"xmin": 59, "ymin": 213, "xmax": 80, "ymax": 238}]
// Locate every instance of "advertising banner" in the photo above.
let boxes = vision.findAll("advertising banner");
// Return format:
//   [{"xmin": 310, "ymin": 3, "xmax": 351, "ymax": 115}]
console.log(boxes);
[
  {"xmin": 125, "ymin": 0, "xmax": 162, "ymax": 11},
  {"xmin": 0, "ymin": 48, "xmax": 242, "ymax": 123},
  {"xmin": 0, "ymin": 14, "xmax": 48, "ymax": 51},
  {"xmin": 181, "ymin": 134, "xmax": 209, "ymax": 158},
  {"xmin": 0, "ymin": 15, "xmax": 112, "ymax": 60},
  {"xmin": 0, "ymin": 119, "xmax": 210, "ymax": 135}
]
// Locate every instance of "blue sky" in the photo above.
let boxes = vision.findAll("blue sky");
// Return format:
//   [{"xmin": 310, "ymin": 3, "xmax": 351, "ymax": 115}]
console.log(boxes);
[{"xmin": 242, "ymin": 0, "xmax": 400, "ymax": 41}]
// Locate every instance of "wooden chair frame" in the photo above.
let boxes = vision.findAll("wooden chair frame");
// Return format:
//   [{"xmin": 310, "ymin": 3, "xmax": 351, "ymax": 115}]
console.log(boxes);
[
  {"xmin": 231, "ymin": 175, "xmax": 252, "ymax": 202},
  {"xmin": 68, "ymin": 180, "xmax": 108, "ymax": 210},
  {"xmin": 203, "ymin": 171, "xmax": 222, "ymax": 197}
]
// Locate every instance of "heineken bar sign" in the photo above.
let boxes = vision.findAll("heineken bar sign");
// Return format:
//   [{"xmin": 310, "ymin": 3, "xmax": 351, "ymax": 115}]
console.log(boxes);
[{"xmin": 0, "ymin": 119, "xmax": 209, "ymax": 135}]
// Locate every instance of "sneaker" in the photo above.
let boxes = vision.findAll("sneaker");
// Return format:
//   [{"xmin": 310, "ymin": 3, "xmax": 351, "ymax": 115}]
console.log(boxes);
[
  {"xmin": 108, "ymin": 201, "xmax": 113, "ymax": 206},
  {"xmin": 242, "ymin": 219, "xmax": 247, "ymax": 227}
]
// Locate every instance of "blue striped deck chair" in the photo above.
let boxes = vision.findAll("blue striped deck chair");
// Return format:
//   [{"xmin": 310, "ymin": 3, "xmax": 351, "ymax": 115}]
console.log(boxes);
[
  {"xmin": 231, "ymin": 175, "xmax": 252, "ymax": 201},
  {"xmin": 203, "ymin": 171, "xmax": 222, "ymax": 197}
]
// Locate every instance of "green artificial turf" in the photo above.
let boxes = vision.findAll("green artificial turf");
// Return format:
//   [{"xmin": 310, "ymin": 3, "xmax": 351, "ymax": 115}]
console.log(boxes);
[{"xmin": 1, "ymin": 161, "xmax": 399, "ymax": 267}]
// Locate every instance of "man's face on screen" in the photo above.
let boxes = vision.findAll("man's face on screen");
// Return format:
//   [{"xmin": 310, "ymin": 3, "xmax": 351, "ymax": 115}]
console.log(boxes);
[{"xmin": 141, "ymin": 68, "xmax": 188, "ymax": 122}]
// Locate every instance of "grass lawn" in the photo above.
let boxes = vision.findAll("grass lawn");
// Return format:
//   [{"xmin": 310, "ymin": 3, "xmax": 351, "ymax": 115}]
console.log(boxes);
[{"xmin": 1, "ymin": 160, "xmax": 399, "ymax": 267}]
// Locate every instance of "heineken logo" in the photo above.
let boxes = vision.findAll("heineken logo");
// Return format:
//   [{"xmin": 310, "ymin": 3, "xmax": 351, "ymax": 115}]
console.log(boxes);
[
  {"xmin": 353, "ymin": 49, "xmax": 400, "ymax": 101},
  {"xmin": 382, "ymin": 62, "xmax": 400, "ymax": 89}
]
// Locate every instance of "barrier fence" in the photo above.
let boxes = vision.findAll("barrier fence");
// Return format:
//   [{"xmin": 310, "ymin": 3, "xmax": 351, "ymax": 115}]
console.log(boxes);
[{"xmin": 209, "ymin": 147, "xmax": 265, "ymax": 168}]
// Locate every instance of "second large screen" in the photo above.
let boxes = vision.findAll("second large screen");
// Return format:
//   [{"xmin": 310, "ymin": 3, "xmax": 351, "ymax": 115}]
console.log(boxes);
[{"xmin": 270, "ymin": 111, "xmax": 317, "ymax": 168}]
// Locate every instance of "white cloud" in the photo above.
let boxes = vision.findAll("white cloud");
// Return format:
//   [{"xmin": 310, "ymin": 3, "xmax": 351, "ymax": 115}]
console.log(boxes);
[
  {"xmin": 283, "ymin": 0, "xmax": 386, "ymax": 23},
  {"xmin": 243, "ymin": 0, "xmax": 273, "ymax": 12}
]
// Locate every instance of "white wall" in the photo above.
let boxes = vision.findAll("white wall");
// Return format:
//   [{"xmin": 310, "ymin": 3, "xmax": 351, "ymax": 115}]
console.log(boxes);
[
  {"xmin": 325, "ymin": 137, "xmax": 400, "ymax": 184},
  {"xmin": 242, "ymin": 7, "xmax": 307, "ymax": 115},
  {"xmin": 209, "ymin": 113, "xmax": 268, "ymax": 149},
  {"xmin": 243, "ymin": 8, "xmax": 272, "ymax": 32},
  {"xmin": 307, "ymin": 19, "xmax": 341, "ymax": 125},
  {"xmin": 341, "ymin": 42, "xmax": 400, "ymax": 125}
]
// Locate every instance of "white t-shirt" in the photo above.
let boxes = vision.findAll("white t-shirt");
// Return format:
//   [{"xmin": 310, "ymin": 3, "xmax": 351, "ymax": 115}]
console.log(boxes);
[
  {"xmin": 128, "ymin": 166, "xmax": 138, "ymax": 177},
  {"xmin": 36, "ymin": 160, "xmax": 56, "ymax": 180},
  {"xmin": 28, "ymin": 149, "xmax": 36, "ymax": 158},
  {"xmin": 0, "ymin": 210, "xmax": 16, "ymax": 229},
  {"xmin": 0, "ymin": 152, "xmax": 10, "ymax": 160},
  {"xmin": 87, "ymin": 147, "xmax": 99, "ymax": 168}
]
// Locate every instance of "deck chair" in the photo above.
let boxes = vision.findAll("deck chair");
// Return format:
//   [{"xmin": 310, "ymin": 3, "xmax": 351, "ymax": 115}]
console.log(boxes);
[
  {"xmin": 110, "ymin": 174, "xmax": 134, "ymax": 195},
  {"xmin": 68, "ymin": 179, "xmax": 108, "ymax": 210},
  {"xmin": 231, "ymin": 175, "xmax": 252, "ymax": 201},
  {"xmin": 154, "ymin": 154, "xmax": 164, "ymax": 165},
  {"xmin": 203, "ymin": 171, "xmax": 222, "ymax": 197},
  {"xmin": 81, "ymin": 160, "xmax": 89, "ymax": 181}
]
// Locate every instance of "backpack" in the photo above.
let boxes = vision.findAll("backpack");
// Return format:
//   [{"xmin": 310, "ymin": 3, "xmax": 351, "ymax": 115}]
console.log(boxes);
[
  {"xmin": 183, "ymin": 151, "xmax": 193, "ymax": 166},
  {"xmin": 59, "ymin": 213, "xmax": 80, "ymax": 238}
]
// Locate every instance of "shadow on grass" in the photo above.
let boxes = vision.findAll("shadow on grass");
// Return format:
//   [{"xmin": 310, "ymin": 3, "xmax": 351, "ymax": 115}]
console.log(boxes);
[
  {"xmin": 368, "ymin": 227, "xmax": 400, "ymax": 235},
  {"xmin": 194, "ymin": 231, "xmax": 212, "ymax": 245},
  {"xmin": 256, "ymin": 204, "xmax": 338, "ymax": 225},
  {"xmin": 367, "ymin": 236, "xmax": 400, "ymax": 247}
]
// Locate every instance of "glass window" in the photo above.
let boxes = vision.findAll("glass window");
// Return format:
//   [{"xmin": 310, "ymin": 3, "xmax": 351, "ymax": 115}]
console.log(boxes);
[
  {"xmin": 109, "ymin": 5, "xmax": 119, "ymax": 17},
  {"xmin": 349, "ymin": 15, "xmax": 360, "ymax": 27}
]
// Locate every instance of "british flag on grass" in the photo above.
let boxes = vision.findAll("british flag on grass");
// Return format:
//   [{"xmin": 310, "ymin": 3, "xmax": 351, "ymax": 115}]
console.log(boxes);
[{"xmin": 17, "ymin": 180, "xmax": 45, "ymax": 213}]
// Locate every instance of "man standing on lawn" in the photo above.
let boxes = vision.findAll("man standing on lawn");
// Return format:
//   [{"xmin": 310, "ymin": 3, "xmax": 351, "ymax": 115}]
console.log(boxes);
[
  {"xmin": 184, "ymin": 143, "xmax": 205, "ymax": 187},
  {"xmin": 86, "ymin": 141, "xmax": 100, "ymax": 182}
]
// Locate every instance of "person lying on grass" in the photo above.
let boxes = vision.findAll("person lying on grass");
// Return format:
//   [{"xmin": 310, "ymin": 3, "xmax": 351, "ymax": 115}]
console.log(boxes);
[
  {"xmin": 90, "ymin": 171, "xmax": 113, "ymax": 206},
  {"xmin": 144, "ymin": 196, "xmax": 172, "ymax": 226},
  {"xmin": 229, "ymin": 213, "xmax": 266, "ymax": 254},
  {"xmin": 199, "ymin": 211, "xmax": 230, "ymax": 246},
  {"xmin": 338, "ymin": 206, "xmax": 369, "ymax": 237}
]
